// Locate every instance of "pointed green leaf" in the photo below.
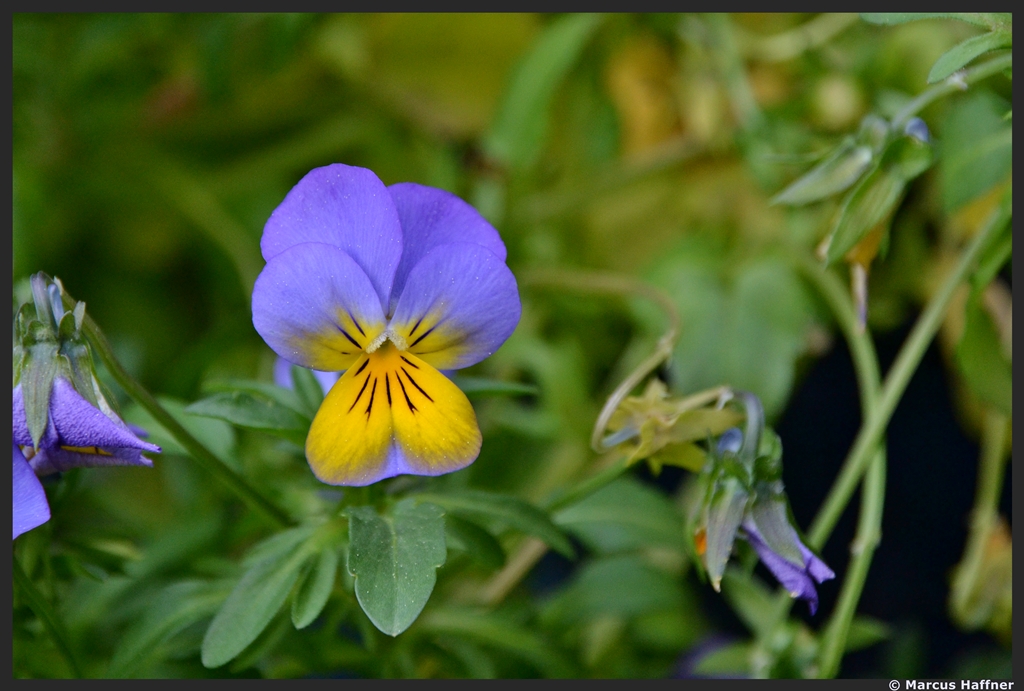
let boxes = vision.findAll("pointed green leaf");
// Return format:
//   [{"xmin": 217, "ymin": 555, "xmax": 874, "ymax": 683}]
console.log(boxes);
[
  {"xmin": 449, "ymin": 375, "xmax": 539, "ymax": 399},
  {"xmin": 543, "ymin": 554, "xmax": 684, "ymax": 622},
  {"xmin": 202, "ymin": 378, "xmax": 307, "ymax": 414},
  {"xmin": 693, "ymin": 640, "xmax": 753, "ymax": 676},
  {"xmin": 291, "ymin": 546, "xmax": 339, "ymax": 629},
  {"xmin": 444, "ymin": 514, "xmax": 506, "ymax": 570},
  {"xmin": 201, "ymin": 539, "xmax": 314, "ymax": 667},
  {"xmin": 483, "ymin": 13, "xmax": 603, "ymax": 170},
  {"xmin": 824, "ymin": 165, "xmax": 904, "ymax": 265},
  {"xmin": 185, "ymin": 391, "xmax": 310, "ymax": 442},
  {"xmin": 21, "ymin": 343, "xmax": 59, "ymax": 448},
  {"xmin": 771, "ymin": 139, "xmax": 873, "ymax": 206},
  {"xmin": 347, "ymin": 499, "xmax": 447, "ymax": 636},
  {"xmin": 414, "ymin": 490, "xmax": 574, "ymax": 558},
  {"xmin": 108, "ymin": 580, "xmax": 231, "ymax": 678},
  {"xmin": 703, "ymin": 479, "xmax": 748, "ymax": 590},
  {"xmin": 290, "ymin": 364, "xmax": 325, "ymax": 418},
  {"xmin": 929, "ymin": 31, "xmax": 1012, "ymax": 83},
  {"xmin": 553, "ymin": 476, "xmax": 685, "ymax": 554}
]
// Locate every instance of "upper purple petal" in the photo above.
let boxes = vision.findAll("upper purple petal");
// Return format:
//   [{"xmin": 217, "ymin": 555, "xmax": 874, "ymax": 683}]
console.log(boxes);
[
  {"xmin": 252, "ymin": 243, "xmax": 387, "ymax": 371},
  {"xmin": 13, "ymin": 444, "xmax": 50, "ymax": 540},
  {"xmin": 260, "ymin": 164, "xmax": 404, "ymax": 312},
  {"xmin": 389, "ymin": 242, "xmax": 521, "ymax": 370},
  {"xmin": 387, "ymin": 183, "xmax": 507, "ymax": 313}
]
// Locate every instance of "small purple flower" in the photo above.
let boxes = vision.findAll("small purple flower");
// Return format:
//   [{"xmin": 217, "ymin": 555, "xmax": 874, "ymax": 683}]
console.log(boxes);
[
  {"xmin": 13, "ymin": 444, "xmax": 50, "ymax": 540},
  {"xmin": 13, "ymin": 378, "xmax": 160, "ymax": 476},
  {"xmin": 741, "ymin": 515, "xmax": 834, "ymax": 615},
  {"xmin": 252, "ymin": 164, "xmax": 521, "ymax": 486}
]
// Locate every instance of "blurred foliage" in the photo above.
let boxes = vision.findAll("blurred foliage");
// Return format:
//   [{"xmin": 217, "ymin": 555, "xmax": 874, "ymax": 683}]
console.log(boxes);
[{"xmin": 13, "ymin": 13, "xmax": 1011, "ymax": 679}]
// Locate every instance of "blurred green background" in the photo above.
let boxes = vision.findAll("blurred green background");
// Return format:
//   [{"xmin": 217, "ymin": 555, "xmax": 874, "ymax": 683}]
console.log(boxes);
[{"xmin": 13, "ymin": 13, "xmax": 1011, "ymax": 678}]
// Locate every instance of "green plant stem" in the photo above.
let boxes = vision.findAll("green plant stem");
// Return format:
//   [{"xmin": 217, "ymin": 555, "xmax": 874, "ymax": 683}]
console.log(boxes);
[
  {"xmin": 808, "ymin": 196, "xmax": 1010, "ymax": 550},
  {"xmin": 793, "ymin": 254, "xmax": 886, "ymax": 677},
  {"xmin": 13, "ymin": 557, "xmax": 82, "ymax": 678},
  {"xmin": 892, "ymin": 53, "xmax": 1013, "ymax": 130},
  {"xmin": 544, "ymin": 456, "xmax": 631, "ymax": 513},
  {"xmin": 949, "ymin": 408, "xmax": 1009, "ymax": 625},
  {"xmin": 82, "ymin": 314, "xmax": 294, "ymax": 529}
]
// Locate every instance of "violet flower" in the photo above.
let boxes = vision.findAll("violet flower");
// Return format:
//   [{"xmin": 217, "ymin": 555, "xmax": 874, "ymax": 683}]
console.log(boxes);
[
  {"xmin": 740, "ymin": 508, "xmax": 835, "ymax": 615},
  {"xmin": 252, "ymin": 163, "xmax": 521, "ymax": 486},
  {"xmin": 13, "ymin": 444, "xmax": 50, "ymax": 540},
  {"xmin": 13, "ymin": 378, "xmax": 160, "ymax": 476}
]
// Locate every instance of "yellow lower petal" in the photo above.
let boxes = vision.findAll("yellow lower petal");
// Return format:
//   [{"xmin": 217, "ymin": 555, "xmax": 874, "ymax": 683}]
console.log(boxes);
[{"xmin": 305, "ymin": 343, "xmax": 481, "ymax": 486}]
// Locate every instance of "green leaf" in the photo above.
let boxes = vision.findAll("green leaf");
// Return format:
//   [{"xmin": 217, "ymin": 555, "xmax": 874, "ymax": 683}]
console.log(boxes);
[
  {"xmin": 553, "ymin": 476, "xmax": 686, "ymax": 554},
  {"xmin": 444, "ymin": 514, "xmax": 506, "ymax": 570},
  {"xmin": 449, "ymin": 375, "xmax": 539, "ymax": 399},
  {"xmin": 956, "ymin": 295, "xmax": 1012, "ymax": 415},
  {"xmin": 346, "ymin": 499, "xmax": 447, "ymax": 636},
  {"xmin": 291, "ymin": 546, "xmax": 339, "ymax": 629},
  {"xmin": 108, "ymin": 580, "xmax": 231, "ymax": 678},
  {"xmin": 290, "ymin": 365, "xmax": 325, "ymax": 418},
  {"xmin": 201, "ymin": 537, "xmax": 314, "ymax": 667},
  {"xmin": 419, "ymin": 608, "xmax": 575, "ymax": 678},
  {"xmin": 770, "ymin": 138, "xmax": 873, "ymax": 206},
  {"xmin": 414, "ymin": 490, "xmax": 574, "ymax": 558},
  {"xmin": 845, "ymin": 616, "xmax": 891, "ymax": 652},
  {"xmin": 20, "ymin": 342, "xmax": 58, "ymax": 448},
  {"xmin": 543, "ymin": 554, "xmax": 683, "ymax": 622},
  {"xmin": 941, "ymin": 92, "xmax": 1012, "ymax": 212},
  {"xmin": 824, "ymin": 164, "xmax": 904, "ymax": 265},
  {"xmin": 202, "ymin": 378, "xmax": 307, "ymax": 414},
  {"xmin": 861, "ymin": 13, "xmax": 1007, "ymax": 29},
  {"xmin": 929, "ymin": 30, "xmax": 1012, "ymax": 83},
  {"xmin": 483, "ymin": 13, "xmax": 603, "ymax": 170},
  {"xmin": 185, "ymin": 391, "xmax": 310, "ymax": 442}
]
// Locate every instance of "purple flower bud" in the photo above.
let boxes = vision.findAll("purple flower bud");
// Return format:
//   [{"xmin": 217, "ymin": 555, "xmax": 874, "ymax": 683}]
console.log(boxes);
[
  {"xmin": 903, "ymin": 117, "xmax": 930, "ymax": 144},
  {"xmin": 13, "ymin": 378, "xmax": 160, "ymax": 476}
]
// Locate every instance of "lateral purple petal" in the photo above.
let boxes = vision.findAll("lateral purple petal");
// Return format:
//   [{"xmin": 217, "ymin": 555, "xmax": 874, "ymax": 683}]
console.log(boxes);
[
  {"xmin": 745, "ymin": 528, "xmax": 819, "ymax": 614},
  {"xmin": 252, "ymin": 243, "xmax": 387, "ymax": 372},
  {"xmin": 390, "ymin": 242, "xmax": 521, "ymax": 370},
  {"xmin": 13, "ymin": 444, "xmax": 50, "ymax": 540},
  {"xmin": 260, "ymin": 164, "xmax": 403, "ymax": 310},
  {"xmin": 387, "ymin": 183, "xmax": 507, "ymax": 312}
]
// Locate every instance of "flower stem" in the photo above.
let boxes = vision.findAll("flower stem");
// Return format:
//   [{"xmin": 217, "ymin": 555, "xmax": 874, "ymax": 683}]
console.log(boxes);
[
  {"xmin": 808, "ymin": 195, "xmax": 1011, "ymax": 551},
  {"xmin": 891, "ymin": 53, "xmax": 1012, "ymax": 130},
  {"xmin": 792, "ymin": 253, "xmax": 886, "ymax": 677},
  {"xmin": 81, "ymin": 314, "xmax": 294, "ymax": 529},
  {"xmin": 13, "ymin": 556, "xmax": 82, "ymax": 678},
  {"xmin": 949, "ymin": 408, "xmax": 1009, "ymax": 625}
]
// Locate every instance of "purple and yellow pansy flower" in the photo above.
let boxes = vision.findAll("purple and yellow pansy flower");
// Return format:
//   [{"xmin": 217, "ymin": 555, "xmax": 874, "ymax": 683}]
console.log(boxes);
[{"xmin": 252, "ymin": 164, "xmax": 521, "ymax": 486}]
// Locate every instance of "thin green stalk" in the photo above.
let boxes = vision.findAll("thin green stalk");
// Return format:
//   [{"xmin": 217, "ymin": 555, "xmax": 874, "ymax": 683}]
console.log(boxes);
[
  {"xmin": 82, "ymin": 314, "xmax": 294, "ymax": 529},
  {"xmin": 808, "ymin": 195, "xmax": 1010, "ymax": 549},
  {"xmin": 544, "ymin": 456, "xmax": 631, "ymax": 513},
  {"xmin": 792, "ymin": 255, "xmax": 887, "ymax": 677},
  {"xmin": 949, "ymin": 408, "xmax": 1009, "ymax": 625},
  {"xmin": 892, "ymin": 53, "xmax": 1012, "ymax": 130},
  {"xmin": 13, "ymin": 557, "xmax": 82, "ymax": 678}
]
